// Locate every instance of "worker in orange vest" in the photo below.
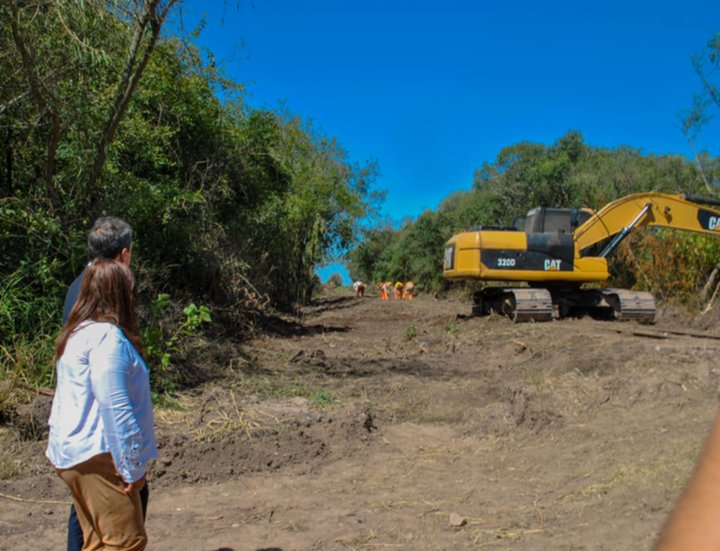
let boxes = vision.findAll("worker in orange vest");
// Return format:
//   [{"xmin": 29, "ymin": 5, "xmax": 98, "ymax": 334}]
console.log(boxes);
[
  {"xmin": 379, "ymin": 281, "xmax": 390, "ymax": 301},
  {"xmin": 404, "ymin": 280, "xmax": 415, "ymax": 300}
]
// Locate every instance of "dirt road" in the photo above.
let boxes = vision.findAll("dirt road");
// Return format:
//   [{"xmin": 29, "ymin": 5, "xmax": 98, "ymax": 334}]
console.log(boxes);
[{"xmin": 2, "ymin": 289, "xmax": 719, "ymax": 550}]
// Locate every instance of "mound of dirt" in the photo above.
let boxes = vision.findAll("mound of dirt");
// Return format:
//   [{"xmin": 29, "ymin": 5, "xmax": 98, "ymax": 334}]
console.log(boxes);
[
  {"xmin": 11, "ymin": 393, "xmax": 53, "ymax": 441},
  {"xmin": 656, "ymin": 300, "xmax": 720, "ymax": 331},
  {"xmin": 151, "ymin": 389, "xmax": 377, "ymax": 488}
]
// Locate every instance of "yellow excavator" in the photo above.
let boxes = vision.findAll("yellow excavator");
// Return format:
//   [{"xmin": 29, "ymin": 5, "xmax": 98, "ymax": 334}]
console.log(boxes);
[{"xmin": 443, "ymin": 192, "xmax": 720, "ymax": 323}]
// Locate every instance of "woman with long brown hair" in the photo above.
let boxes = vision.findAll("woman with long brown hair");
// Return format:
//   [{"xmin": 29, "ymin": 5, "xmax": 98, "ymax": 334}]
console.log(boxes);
[{"xmin": 47, "ymin": 259, "xmax": 157, "ymax": 551}]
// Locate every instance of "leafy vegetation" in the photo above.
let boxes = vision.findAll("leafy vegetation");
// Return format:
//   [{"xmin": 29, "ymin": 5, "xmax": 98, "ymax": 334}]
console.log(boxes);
[
  {"xmin": 0, "ymin": 2, "xmax": 377, "ymax": 405},
  {"xmin": 142, "ymin": 294, "xmax": 212, "ymax": 398},
  {"xmin": 327, "ymin": 272, "xmax": 345, "ymax": 287}
]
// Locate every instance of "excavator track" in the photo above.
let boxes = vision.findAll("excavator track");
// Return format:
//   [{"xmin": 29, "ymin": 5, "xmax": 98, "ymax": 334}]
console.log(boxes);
[
  {"xmin": 472, "ymin": 287, "xmax": 655, "ymax": 324},
  {"xmin": 473, "ymin": 288, "xmax": 553, "ymax": 323},
  {"xmin": 601, "ymin": 288, "xmax": 656, "ymax": 324}
]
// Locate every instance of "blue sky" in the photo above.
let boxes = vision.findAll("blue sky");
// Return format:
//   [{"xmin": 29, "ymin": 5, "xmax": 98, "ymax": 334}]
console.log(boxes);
[{"xmin": 178, "ymin": 1, "xmax": 720, "ymax": 283}]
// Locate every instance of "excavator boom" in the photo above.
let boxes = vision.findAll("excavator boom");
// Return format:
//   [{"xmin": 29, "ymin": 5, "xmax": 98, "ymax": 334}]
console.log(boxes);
[{"xmin": 574, "ymin": 192, "xmax": 720, "ymax": 253}]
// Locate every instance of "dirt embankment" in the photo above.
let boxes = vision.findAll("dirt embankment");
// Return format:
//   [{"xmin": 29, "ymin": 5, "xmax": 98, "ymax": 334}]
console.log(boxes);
[{"xmin": 2, "ymin": 289, "xmax": 719, "ymax": 550}]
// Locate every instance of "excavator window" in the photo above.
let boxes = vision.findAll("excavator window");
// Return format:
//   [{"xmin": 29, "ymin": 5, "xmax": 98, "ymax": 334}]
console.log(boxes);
[
  {"xmin": 512, "ymin": 215, "xmax": 526, "ymax": 231},
  {"xmin": 524, "ymin": 207, "xmax": 592, "ymax": 234}
]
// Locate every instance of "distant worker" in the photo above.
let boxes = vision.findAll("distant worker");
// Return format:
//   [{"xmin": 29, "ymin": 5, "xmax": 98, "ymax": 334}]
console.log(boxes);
[
  {"xmin": 404, "ymin": 280, "xmax": 415, "ymax": 300},
  {"xmin": 352, "ymin": 280, "xmax": 366, "ymax": 298},
  {"xmin": 394, "ymin": 281, "xmax": 404, "ymax": 300},
  {"xmin": 379, "ymin": 281, "xmax": 390, "ymax": 301}
]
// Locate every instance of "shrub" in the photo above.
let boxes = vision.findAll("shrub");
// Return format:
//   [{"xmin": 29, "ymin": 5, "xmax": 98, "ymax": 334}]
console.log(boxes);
[{"xmin": 327, "ymin": 272, "xmax": 344, "ymax": 287}]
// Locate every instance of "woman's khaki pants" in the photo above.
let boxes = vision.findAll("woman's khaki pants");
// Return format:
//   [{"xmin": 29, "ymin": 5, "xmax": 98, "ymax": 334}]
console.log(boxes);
[{"xmin": 57, "ymin": 453, "xmax": 147, "ymax": 551}]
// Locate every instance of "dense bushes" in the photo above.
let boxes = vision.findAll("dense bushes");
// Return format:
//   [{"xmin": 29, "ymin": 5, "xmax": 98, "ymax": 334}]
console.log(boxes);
[{"xmin": 0, "ymin": 3, "xmax": 377, "ymax": 397}]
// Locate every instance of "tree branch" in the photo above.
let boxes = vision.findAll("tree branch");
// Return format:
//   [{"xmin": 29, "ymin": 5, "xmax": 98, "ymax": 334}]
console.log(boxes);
[
  {"xmin": 86, "ymin": 0, "xmax": 178, "ymax": 217},
  {"xmin": 7, "ymin": 2, "xmax": 63, "ymax": 214}
]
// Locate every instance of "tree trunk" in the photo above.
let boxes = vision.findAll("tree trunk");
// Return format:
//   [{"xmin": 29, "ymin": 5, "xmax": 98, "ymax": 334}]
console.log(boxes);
[
  {"xmin": 85, "ymin": 0, "xmax": 177, "ymax": 218},
  {"xmin": 8, "ymin": 3, "xmax": 63, "ymax": 214},
  {"xmin": 704, "ymin": 279, "xmax": 720, "ymax": 314},
  {"xmin": 1, "ymin": 128, "xmax": 12, "ymax": 196},
  {"xmin": 701, "ymin": 261, "xmax": 720, "ymax": 306}
]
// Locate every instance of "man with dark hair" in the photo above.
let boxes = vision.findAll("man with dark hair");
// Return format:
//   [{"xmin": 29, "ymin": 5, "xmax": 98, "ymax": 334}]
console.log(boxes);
[
  {"xmin": 62, "ymin": 216, "xmax": 149, "ymax": 551},
  {"xmin": 63, "ymin": 217, "xmax": 133, "ymax": 323}
]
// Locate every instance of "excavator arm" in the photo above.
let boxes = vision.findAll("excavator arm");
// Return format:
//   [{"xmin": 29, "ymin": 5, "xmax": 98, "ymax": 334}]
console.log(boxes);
[{"xmin": 573, "ymin": 192, "xmax": 720, "ymax": 255}]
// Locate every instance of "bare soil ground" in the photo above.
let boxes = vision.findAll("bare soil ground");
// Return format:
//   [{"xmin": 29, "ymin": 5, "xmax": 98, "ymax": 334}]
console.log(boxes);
[{"xmin": 2, "ymin": 288, "xmax": 720, "ymax": 550}]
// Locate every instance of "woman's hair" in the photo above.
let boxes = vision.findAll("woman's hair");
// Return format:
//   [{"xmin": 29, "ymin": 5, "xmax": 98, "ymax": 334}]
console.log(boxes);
[{"xmin": 56, "ymin": 259, "xmax": 143, "ymax": 359}]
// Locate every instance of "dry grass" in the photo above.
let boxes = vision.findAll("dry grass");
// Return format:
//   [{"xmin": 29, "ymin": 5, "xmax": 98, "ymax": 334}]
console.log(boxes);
[
  {"xmin": 154, "ymin": 389, "xmax": 293, "ymax": 443},
  {"xmin": 190, "ymin": 390, "xmax": 263, "ymax": 442},
  {"xmin": 0, "ymin": 428, "xmax": 22, "ymax": 479},
  {"xmin": 559, "ymin": 454, "xmax": 697, "ymax": 504}
]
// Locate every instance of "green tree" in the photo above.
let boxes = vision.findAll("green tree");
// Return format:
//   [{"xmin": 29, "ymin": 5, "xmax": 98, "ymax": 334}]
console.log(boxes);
[
  {"xmin": 0, "ymin": 1, "xmax": 379, "ymax": 397},
  {"xmin": 680, "ymin": 31, "xmax": 720, "ymax": 190},
  {"xmin": 327, "ymin": 272, "xmax": 344, "ymax": 287}
]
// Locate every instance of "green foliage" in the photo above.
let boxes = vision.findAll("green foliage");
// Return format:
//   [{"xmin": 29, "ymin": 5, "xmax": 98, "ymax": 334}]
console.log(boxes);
[
  {"xmin": 327, "ymin": 272, "xmax": 344, "ymax": 287},
  {"xmin": 0, "ymin": 253, "xmax": 64, "ymax": 399},
  {"xmin": 0, "ymin": 266, "xmax": 59, "ymax": 339},
  {"xmin": 141, "ymin": 294, "xmax": 212, "ymax": 398},
  {"xmin": 616, "ymin": 231, "xmax": 720, "ymax": 308},
  {"xmin": 0, "ymin": 337, "xmax": 56, "ymax": 397},
  {"xmin": 445, "ymin": 320, "xmax": 459, "ymax": 336},
  {"xmin": 0, "ymin": 332, "xmax": 56, "ymax": 427},
  {"xmin": 269, "ymin": 380, "xmax": 335, "ymax": 407},
  {"xmin": 405, "ymin": 324, "xmax": 417, "ymax": 341},
  {"xmin": 309, "ymin": 388, "xmax": 335, "ymax": 407},
  {"xmin": 0, "ymin": 1, "xmax": 379, "ymax": 400},
  {"xmin": 347, "ymin": 226, "xmax": 396, "ymax": 282},
  {"xmin": 682, "ymin": 31, "xmax": 720, "ymax": 174},
  {"xmin": 473, "ymin": 131, "xmax": 711, "ymax": 220}
]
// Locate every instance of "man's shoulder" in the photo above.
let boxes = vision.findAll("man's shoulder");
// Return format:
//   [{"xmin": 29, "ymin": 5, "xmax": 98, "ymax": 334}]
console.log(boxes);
[
  {"xmin": 62, "ymin": 266, "xmax": 89, "ymax": 324},
  {"xmin": 67, "ymin": 269, "xmax": 86, "ymax": 292}
]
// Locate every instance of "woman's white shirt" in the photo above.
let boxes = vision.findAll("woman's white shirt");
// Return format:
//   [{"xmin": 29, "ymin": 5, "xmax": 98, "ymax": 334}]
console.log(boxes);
[{"xmin": 46, "ymin": 321, "xmax": 157, "ymax": 483}]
